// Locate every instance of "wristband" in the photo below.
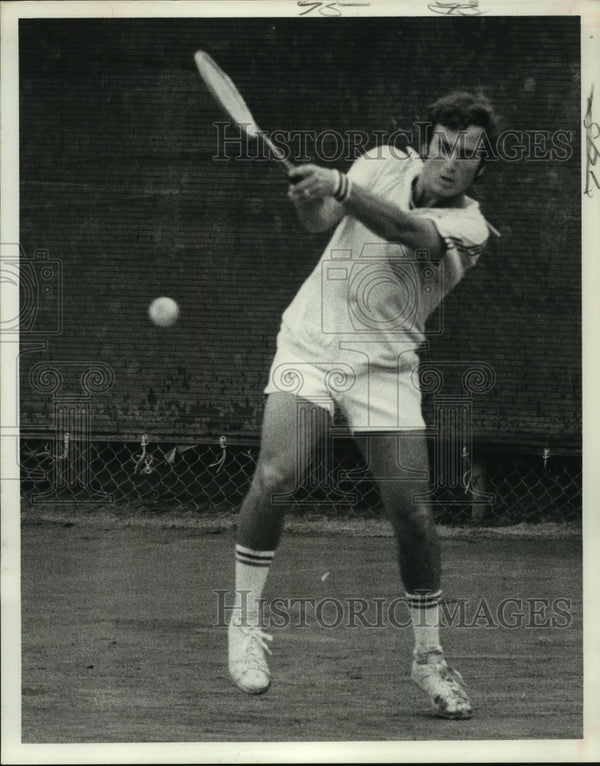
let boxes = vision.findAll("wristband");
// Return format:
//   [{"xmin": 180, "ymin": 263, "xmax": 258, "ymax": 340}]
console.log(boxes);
[
  {"xmin": 332, "ymin": 169, "xmax": 343, "ymax": 198},
  {"xmin": 334, "ymin": 173, "xmax": 352, "ymax": 203}
]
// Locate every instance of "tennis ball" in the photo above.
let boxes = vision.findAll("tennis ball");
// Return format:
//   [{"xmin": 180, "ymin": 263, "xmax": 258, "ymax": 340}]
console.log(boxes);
[{"xmin": 148, "ymin": 296, "xmax": 179, "ymax": 328}]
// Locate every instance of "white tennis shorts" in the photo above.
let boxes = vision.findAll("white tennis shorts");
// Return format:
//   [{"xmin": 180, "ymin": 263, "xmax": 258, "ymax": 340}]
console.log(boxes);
[{"xmin": 263, "ymin": 324, "xmax": 425, "ymax": 432}]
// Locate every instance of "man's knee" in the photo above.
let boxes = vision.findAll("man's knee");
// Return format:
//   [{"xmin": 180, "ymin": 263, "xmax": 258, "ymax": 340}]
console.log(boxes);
[
  {"xmin": 382, "ymin": 475, "xmax": 429, "ymax": 502},
  {"xmin": 252, "ymin": 453, "xmax": 298, "ymax": 497},
  {"xmin": 381, "ymin": 481, "xmax": 434, "ymax": 525}
]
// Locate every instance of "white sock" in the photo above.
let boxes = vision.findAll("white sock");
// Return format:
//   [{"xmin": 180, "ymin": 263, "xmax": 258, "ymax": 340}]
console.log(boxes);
[
  {"xmin": 233, "ymin": 544, "xmax": 275, "ymax": 627},
  {"xmin": 406, "ymin": 590, "xmax": 443, "ymax": 660}
]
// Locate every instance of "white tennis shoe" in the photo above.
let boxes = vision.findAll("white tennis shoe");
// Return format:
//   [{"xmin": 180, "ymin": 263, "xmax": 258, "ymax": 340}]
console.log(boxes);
[
  {"xmin": 228, "ymin": 620, "xmax": 273, "ymax": 695},
  {"xmin": 411, "ymin": 653, "xmax": 472, "ymax": 719}
]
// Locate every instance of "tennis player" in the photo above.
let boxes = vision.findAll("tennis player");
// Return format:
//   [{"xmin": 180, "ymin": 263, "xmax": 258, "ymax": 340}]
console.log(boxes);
[{"xmin": 228, "ymin": 92, "xmax": 499, "ymax": 720}]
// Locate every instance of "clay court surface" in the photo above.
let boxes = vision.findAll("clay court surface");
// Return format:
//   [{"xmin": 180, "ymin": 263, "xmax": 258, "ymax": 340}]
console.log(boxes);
[{"xmin": 20, "ymin": 513, "xmax": 582, "ymax": 743}]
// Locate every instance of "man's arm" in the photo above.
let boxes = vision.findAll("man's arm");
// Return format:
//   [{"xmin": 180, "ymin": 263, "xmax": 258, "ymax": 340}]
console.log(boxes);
[
  {"xmin": 288, "ymin": 164, "xmax": 444, "ymax": 256},
  {"xmin": 342, "ymin": 182, "xmax": 444, "ymax": 256},
  {"xmin": 290, "ymin": 194, "xmax": 345, "ymax": 234}
]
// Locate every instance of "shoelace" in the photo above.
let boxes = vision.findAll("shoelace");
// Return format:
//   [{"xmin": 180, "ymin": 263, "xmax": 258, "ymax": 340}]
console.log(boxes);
[
  {"xmin": 240, "ymin": 626, "xmax": 273, "ymax": 664},
  {"xmin": 435, "ymin": 665, "xmax": 469, "ymax": 700},
  {"xmin": 440, "ymin": 665, "xmax": 466, "ymax": 687}
]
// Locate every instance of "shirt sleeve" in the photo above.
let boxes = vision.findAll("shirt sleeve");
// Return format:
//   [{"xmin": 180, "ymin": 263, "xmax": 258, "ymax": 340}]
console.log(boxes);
[
  {"xmin": 413, "ymin": 204, "xmax": 489, "ymax": 263},
  {"xmin": 347, "ymin": 144, "xmax": 413, "ymax": 186}
]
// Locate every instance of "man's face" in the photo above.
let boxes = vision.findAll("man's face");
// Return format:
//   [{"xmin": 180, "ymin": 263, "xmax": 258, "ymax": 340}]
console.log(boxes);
[{"xmin": 419, "ymin": 123, "xmax": 485, "ymax": 201}]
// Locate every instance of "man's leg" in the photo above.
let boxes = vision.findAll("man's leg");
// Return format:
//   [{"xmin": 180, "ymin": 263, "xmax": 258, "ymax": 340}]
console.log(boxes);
[
  {"xmin": 229, "ymin": 392, "xmax": 329, "ymax": 694},
  {"xmin": 358, "ymin": 431, "xmax": 472, "ymax": 719}
]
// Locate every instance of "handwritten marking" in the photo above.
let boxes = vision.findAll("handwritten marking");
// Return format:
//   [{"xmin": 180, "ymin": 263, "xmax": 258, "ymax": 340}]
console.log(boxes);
[
  {"xmin": 298, "ymin": 0, "xmax": 342, "ymax": 16},
  {"xmin": 297, "ymin": 0, "xmax": 370, "ymax": 16},
  {"xmin": 428, "ymin": 0, "xmax": 485, "ymax": 16},
  {"xmin": 584, "ymin": 84, "xmax": 599, "ymax": 197}
]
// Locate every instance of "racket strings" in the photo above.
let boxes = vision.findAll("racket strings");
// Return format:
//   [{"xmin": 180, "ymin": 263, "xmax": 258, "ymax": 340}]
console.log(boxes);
[{"xmin": 195, "ymin": 51, "xmax": 259, "ymax": 137}]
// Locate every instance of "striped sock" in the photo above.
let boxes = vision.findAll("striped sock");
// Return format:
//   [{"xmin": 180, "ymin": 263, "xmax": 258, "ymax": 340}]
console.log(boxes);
[
  {"xmin": 406, "ymin": 589, "xmax": 443, "ymax": 661},
  {"xmin": 233, "ymin": 544, "xmax": 275, "ymax": 627}
]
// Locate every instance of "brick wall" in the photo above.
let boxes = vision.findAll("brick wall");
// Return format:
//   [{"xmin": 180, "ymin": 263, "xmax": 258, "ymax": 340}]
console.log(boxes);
[{"xmin": 18, "ymin": 16, "xmax": 581, "ymax": 444}]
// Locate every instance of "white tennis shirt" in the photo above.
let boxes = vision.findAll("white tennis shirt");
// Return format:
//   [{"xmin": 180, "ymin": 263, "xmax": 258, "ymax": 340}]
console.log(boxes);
[{"xmin": 281, "ymin": 145, "xmax": 489, "ymax": 367}]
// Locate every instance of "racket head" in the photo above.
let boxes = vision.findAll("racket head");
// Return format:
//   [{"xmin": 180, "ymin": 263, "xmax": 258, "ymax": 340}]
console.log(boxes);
[{"xmin": 194, "ymin": 50, "xmax": 260, "ymax": 137}]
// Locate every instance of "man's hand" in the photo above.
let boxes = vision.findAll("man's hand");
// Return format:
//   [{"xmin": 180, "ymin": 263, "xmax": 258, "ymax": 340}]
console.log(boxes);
[
  {"xmin": 287, "ymin": 164, "xmax": 339, "ymax": 203},
  {"xmin": 286, "ymin": 164, "xmax": 345, "ymax": 233}
]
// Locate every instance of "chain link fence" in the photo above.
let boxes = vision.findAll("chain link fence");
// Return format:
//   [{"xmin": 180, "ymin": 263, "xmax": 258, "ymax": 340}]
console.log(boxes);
[{"xmin": 19, "ymin": 433, "xmax": 581, "ymax": 526}]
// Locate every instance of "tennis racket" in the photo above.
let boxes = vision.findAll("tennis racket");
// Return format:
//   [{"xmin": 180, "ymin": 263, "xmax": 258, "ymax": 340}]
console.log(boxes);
[{"xmin": 194, "ymin": 50, "xmax": 294, "ymax": 173}]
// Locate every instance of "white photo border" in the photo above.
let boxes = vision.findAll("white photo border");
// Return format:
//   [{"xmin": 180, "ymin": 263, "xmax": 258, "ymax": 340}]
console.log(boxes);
[{"xmin": 2, "ymin": 1, "xmax": 599, "ymax": 763}]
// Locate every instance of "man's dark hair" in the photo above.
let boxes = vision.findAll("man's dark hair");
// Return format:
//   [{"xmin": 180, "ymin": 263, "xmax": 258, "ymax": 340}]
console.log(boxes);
[{"xmin": 422, "ymin": 90, "xmax": 500, "ymax": 155}]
